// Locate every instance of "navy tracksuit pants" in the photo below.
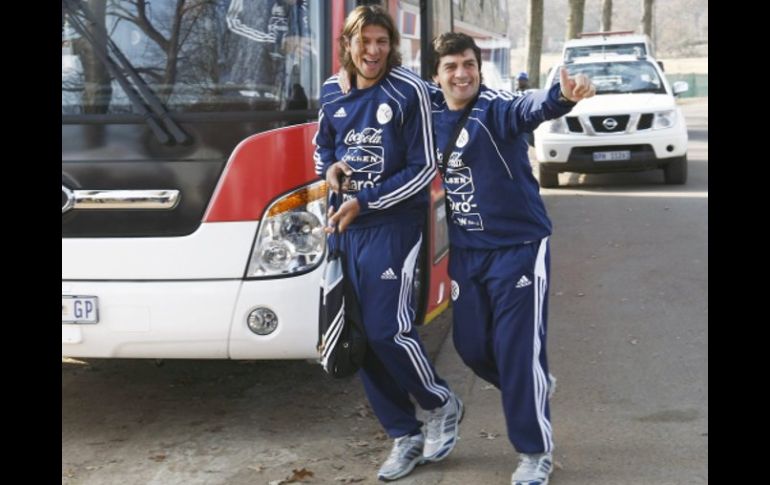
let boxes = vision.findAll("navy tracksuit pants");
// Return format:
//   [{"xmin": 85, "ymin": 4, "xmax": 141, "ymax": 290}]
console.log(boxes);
[
  {"xmin": 448, "ymin": 237, "xmax": 553, "ymax": 454},
  {"xmin": 335, "ymin": 222, "xmax": 451, "ymax": 438}
]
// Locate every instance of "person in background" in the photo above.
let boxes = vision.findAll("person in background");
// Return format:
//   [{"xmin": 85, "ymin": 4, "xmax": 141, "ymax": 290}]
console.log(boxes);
[
  {"xmin": 226, "ymin": 0, "xmax": 312, "ymax": 109},
  {"xmin": 513, "ymin": 71, "xmax": 535, "ymax": 146},
  {"xmin": 514, "ymin": 71, "xmax": 531, "ymax": 94}
]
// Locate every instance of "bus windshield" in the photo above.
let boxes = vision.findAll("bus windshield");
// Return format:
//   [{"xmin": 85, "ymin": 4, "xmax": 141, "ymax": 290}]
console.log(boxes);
[{"xmin": 62, "ymin": 0, "xmax": 322, "ymax": 115}]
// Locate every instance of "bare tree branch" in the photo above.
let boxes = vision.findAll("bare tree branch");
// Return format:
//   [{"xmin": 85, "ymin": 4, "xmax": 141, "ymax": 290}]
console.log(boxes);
[{"xmin": 133, "ymin": 0, "xmax": 170, "ymax": 51}]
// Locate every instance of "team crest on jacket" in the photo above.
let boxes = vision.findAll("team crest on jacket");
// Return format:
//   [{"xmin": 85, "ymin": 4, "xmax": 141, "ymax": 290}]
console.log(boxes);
[
  {"xmin": 451, "ymin": 280, "xmax": 459, "ymax": 301},
  {"xmin": 376, "ymin": 103, "xmax": 393, "ymax": 124},
  {"xmin": 456, "ymin": 128, "xmax": 469, "ymax": 148}
]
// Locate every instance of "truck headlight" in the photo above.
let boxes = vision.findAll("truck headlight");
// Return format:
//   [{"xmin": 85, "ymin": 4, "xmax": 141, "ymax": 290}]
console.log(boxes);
[
  {"xmin": 546, "ymin": 117, "xmax": 569, "ymax": 134},
  {"xmin": 247, "ymin": 180, "xmax": 327, "ymax": 278},
  {"xmin": 653, "ymin": 110, "xmax": 676, "ymax": 129}
]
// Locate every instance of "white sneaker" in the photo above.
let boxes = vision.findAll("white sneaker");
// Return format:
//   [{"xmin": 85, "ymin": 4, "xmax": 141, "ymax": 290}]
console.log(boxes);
[
  {"xmin": 422, "ymin": 393, "xmax": 463, "ymax": 462},
  {"xmin": 511, "ymin": 452, "xmax": 554, "ymax": 485},
  {"xmin": 377, "ymin": 433, "xmax": 425, "ymax": 481}
]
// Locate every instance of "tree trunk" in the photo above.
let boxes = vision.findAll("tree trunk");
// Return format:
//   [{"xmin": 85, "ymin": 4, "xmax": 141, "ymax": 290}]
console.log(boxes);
[
  {"xmin": 640, "ymin": 0, "xmax": 653, "ymax": 37},
  {"xmin": 76, "ymin": 0, "xmax": 112, "ymax": 114},
  {"xmin": 565, "ymin": 0, "xmax": 585, "ymax": 40},
  {"xmin": 161, "ymin": 0, "xmax": 187, "ymax": 101},
  {"xmin": 601, "ymin": 0, "xmax": 613, "ymax": 32},
  {"xmin": 526, "ymin": 0, "xmax": 544, "ymax": 88}
]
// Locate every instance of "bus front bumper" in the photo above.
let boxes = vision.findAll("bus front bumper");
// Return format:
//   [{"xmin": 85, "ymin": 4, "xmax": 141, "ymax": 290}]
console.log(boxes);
[{"xmin": 62, "ymin": 267, "xmax": 323, "ymax": 360}]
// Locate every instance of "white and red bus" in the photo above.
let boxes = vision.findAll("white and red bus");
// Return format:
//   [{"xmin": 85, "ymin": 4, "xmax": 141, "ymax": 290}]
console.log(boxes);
[{"xmin": 62, "ymin": 0, "xmax": 510, "ymax": 359}]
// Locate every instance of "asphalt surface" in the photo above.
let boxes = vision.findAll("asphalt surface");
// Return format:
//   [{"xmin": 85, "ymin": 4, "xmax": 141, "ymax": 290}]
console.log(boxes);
[{"xmin": 62, "ymin": 98, "xmax": 708, "ymax": 485}]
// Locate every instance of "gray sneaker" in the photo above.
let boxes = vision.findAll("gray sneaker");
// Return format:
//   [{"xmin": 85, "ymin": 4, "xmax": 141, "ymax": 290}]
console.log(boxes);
[
  {"xmin": 377, "ymin": 433, "xmax": 425, "ymax": 481},
  {"xmin": 511, "ymin": 452, "xmax": 554, "ymax": 485},
  {"xmin": 422, "ymin": 393, "xmax": 463, "ymax": 462}
]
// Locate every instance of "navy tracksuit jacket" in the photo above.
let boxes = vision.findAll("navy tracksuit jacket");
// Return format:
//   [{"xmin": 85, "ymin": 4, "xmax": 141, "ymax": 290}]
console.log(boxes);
[
  {"xmin": 431, "ymin": 83, "xmax": 574, "ymax": 454},
  {"xmin": 314, "ymin": 66, "xmax": 450, "ymax": 438}
]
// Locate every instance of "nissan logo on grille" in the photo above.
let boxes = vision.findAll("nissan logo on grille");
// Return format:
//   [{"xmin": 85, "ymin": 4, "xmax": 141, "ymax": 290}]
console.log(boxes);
[
  {"xmin": 602, "ymin": 117, "xmax": 619, "ymax": 130},
  {"xmin": 62, "ymin": 184, "xmax": 74, "ymax": 214}
]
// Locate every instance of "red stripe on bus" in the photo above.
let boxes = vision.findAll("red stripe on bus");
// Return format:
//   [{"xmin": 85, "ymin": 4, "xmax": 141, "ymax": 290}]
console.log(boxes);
[
  {"xmin": 332, "ymin": 0, "xmax": 344, "ymax": 74},
  {"xmin": 203, "ymin": 123, "xmax": 320, "ymax": 222}
]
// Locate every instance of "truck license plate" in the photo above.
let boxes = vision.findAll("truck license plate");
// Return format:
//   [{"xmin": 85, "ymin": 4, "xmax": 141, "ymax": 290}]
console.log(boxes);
[{"xmin": 593, "ymin": 150, "xmax": 631, "ymax": 162}]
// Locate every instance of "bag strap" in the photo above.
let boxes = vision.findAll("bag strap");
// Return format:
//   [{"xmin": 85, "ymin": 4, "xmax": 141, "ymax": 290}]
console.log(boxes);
[
  {"xmin": 330, "ymin": 190, "xmax": 341, "ymax": 235},
  {"xmin": 439, "ymin": 94, "xmax": 478, "ymax": 175},
  {"xmin": 327, "ymin": 175, "xmax": 345, "ymax": 257}
]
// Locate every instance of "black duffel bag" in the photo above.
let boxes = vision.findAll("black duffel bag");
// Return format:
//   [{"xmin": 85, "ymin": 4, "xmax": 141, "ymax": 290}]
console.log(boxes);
[{"xmin": 317, "ymin": 192, "xmax": 366, "ymax": 378}]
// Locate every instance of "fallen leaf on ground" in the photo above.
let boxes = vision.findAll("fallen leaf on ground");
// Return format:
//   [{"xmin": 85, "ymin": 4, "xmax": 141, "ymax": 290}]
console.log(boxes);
[
  {"xmin": 269, "ymin": 467, "xmax": 315, "ymax": 485},
  {"xmin": 289, "ymin": 468, "xmax": 314, "ymax": 482},
  {"xmin": 335, "ymin": 476, "xmax": 366, "ymax": 483}
]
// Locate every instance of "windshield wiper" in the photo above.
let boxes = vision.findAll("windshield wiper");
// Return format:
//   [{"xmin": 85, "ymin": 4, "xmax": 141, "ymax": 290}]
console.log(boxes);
[
  {"xmin": 63, "ymin": 0, "xmax": 189, "ymax": 145},
  {"xmin": 64, "ymin": 8, "xmax": 171, "ymax": 144}
]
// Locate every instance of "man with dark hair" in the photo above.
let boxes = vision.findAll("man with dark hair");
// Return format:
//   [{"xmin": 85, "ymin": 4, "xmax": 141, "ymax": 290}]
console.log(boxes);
[
  {"xmin": 430, "ymin": 32, "xmax": 594, "ymax": 485},
  {"xmin": 313, "ymin": 6, "xmax": 462, "ymax": 482}
]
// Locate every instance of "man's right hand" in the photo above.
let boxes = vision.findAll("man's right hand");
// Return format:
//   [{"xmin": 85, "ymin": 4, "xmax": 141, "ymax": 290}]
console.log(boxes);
[{"xmin": 326, "ymin": 161, "xmax": 353, "ymax": 193}]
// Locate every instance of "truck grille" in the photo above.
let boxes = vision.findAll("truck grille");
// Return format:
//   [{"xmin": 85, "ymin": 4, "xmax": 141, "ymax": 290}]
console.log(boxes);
[
  {"xmin": 589, "ymin": 115, "xmax": 630, "ymax": 133},
  {"xmin": 565, "ymin": 117, "xmax": 583, "ymax": 133},
  {"xmin": 637, "ymin": 113, "xmax": 654, "ymax": 130}
]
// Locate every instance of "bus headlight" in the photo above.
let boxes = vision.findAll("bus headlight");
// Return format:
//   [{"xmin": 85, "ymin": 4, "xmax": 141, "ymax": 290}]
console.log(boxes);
[
  {"xmin": 280, "ymin": 211, "xmax": 324, "ymax": 253},
  {"xmin": 247, "ymin": 180, "xmax": 327, "ymax": 278},
  {"xmin": 259, "ymin": 240, "xmax": 294, "ymax": 271}
]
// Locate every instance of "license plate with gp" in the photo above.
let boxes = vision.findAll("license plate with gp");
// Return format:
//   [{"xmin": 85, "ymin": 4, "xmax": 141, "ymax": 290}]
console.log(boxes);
[
  {"xmin": 62, "ymin": 296, "xmax": 99, "ymax": 324},
  {"xmin": 593, "ymin": 150, "xmax": 631, "ymax": 162}
]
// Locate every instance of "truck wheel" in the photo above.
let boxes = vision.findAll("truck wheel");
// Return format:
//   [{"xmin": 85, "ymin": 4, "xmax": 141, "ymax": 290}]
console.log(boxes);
[
  {"xmin": 664, "ymin": 155, "xmax": 688, "ymax": 184},
  {"xmin": 539, "ymin": 167, "xmax": 559, "ymax": 188}
]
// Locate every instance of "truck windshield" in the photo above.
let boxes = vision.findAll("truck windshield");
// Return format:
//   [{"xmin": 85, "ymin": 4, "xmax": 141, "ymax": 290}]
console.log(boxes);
[
  {"xmin": 62, "ymin": 0, "xmax": 322, "ymax": 115},
  {"xmin": 562, "ymin": 60, "xmax": 665, "ymax": 95},
  {"xmin": 565, "ymin": 42, "xmax": 647, "ymax": 60}
]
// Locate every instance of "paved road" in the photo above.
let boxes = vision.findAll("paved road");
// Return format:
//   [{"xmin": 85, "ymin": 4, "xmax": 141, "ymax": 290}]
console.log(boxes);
[
  {"xmin": 417, "ymin": 97, "xmax": 708, "ymax": 485},
  {"xmin": 62, "ymin": 98, "xmax": 708, "ymax": 485}
]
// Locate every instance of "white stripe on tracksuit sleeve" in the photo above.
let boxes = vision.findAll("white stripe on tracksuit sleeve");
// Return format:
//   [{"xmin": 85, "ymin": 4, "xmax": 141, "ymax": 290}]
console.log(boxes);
[{"xmin": 313, "ymin": 78, "xmax": 346, "ymax": 179}]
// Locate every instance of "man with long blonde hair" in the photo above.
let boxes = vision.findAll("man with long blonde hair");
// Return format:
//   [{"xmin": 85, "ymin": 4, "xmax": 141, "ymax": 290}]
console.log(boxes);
[{"xmin": 313, "ymin": 6, "xmax": 462, "ymax": 482}]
